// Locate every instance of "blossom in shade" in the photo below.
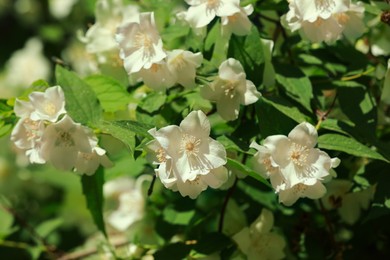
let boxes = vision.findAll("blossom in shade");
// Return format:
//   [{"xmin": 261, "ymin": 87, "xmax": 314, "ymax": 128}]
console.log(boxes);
[
  {"xmin": 321, "ymin": 179, "xmax": 376, "ymax": 225},
  {"xmin": 116, "ymin": 12, "xmax": 166, "ymax": 74},
  {"xmin": 221, "ymin": 4, "xmax": 253, "ymax": 36},
  {"xmin": 201, "ymin": 58, "xmax": 261, "ymax": 121},
  {"xmin": 184, "ymin": 0, "xmax": 241, "ymax": 28},
  {"xmin": 104, "ymin": 176, "xmax": 150, "ymax": 231},
  {"xmin": 74, "ymin": 146, "xmax": 113, "ymax": 176},
  {"xmin": 233, "ymin": 208, "xmax": 286, "ymax": 259},
  {"xmin": 166, "ymin": 49, "xmax": 203, "ymax": 88},
  {"xmin": 250, "ymin": 122, "xmax": 340, "ymax": 206},
  {"xmin": 134, "ymin": 61, "xmax": 175, "ymax": 91},
  {"xmin": 146, "ymin": 110, "xmax": 228, "ymax": 199}
]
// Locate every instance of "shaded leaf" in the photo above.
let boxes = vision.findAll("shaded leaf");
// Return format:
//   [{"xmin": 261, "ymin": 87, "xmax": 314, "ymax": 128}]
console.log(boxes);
[
  {"xmin": 81, "ymin": 167, "xmax": 107, "ymax": 237},
  {"xmin": 163, "ymin": 207, "xmax": 195, "ymax": 226},
  {"xmin": 140, "ymin": 92, "xmax": 167, "ymax": 113}
]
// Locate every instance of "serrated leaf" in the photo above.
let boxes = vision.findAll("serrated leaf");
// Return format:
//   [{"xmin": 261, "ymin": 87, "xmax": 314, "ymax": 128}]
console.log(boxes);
[
  {"xmin": 163, "ymin": 207, "xmax": 195, "ymax": 225},
  {"xmin": 318, "ymin": 134, "xmax": 388, "ymax": 162},
  {"xmin": 81, "ymin": 167, "xmax": 107, "ymax": 237},
  {"xmin": 226, "ymin": 158, "xmax": 271, "ymax": 188},
  {"xmin": 55, "ymin": 65, "xmax": 102, "ymax": 125},
  {"xmin": 140, "ymin": 92, "xmax": 167, "ymax": 113},
  {"xmin": 275, "ymin": 65, "xmax": 313, "ymax": 112},
  {"xmin": 84, "ymin": 74, "xmax": 130, "ymax": 113}
]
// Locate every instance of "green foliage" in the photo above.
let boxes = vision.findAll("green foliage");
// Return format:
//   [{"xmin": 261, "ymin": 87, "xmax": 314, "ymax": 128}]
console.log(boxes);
[
  {"xmin": 318, "ymin": 133, "xmax": 388, "ymax": 162},
  {"xmin": 55, "ymin": 66, "xmax": 102, "ymax": 125},
  {"xmin": 81, "ymin": 167, "xmax": 107, "ymax": 237},
  {"xmin": 84, "ymin": 74, "xmax": 131, "ymax": 113}
]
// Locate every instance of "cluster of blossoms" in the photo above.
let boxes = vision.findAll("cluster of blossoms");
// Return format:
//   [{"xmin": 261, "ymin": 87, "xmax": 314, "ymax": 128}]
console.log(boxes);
[
  {"xmin": 116, "ymin": 12, "xmax": 203, "ymax": 90},
  {"xmin": 233, "ymin": 209, "xmax": 286, "ymax": 259},
  {"xmin": 10, "ymin": 86, "xmax": 111, "ymax": 175},
  {"xmin": 146, "ymin": 110, "xmax": 228, "ymax": 199},
  {"xmin": 283, "ymin": 0, "xmax": 365, "ymax": 43},
  {"xmin": 181, "ymin": 0, "xmax": 254, "ymax": 36},
  {"xmin": 251, "ymin": 122, "xmax": 340, "ymax": 206}
]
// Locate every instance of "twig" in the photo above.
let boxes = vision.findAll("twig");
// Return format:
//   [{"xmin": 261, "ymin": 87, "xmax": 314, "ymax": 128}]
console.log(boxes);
[
  {"xmin": 218, "ymin": 177, "xmax": 238, "ymax": 233},
  {"xmin": 315, "ymin": 92, "xmax": 338, "ymax": 130}
]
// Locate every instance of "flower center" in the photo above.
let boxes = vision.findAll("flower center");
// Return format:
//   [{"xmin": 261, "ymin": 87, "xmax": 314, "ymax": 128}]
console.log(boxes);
[
  {"xmin": 315, "ymin": 0, "xmax": 335, "ymax": 13},
  {"xmin": 228, "ymin": 13, "xmax": 239, "ymax": 23},
  {"xmin": 24, "ymin": 119, "xmax": 41, "ymax": 141},
  {"xmin": 289, "ymin": 143, "xmax": 309, "ymax": 167},
  {"xmin": 336, "ymin": 13, "xmax": 350, "ymax": 25},
  {"xmin": 43, "ymin": 102, "xmax": 56, "ymax": 116},
  {"xmin": 134, "ymin": 32, "xmax": 155, "ymax": 57},
  {"xmin": 293, "ymin": 183, "xmax": 308, "ymax": 194},
  {"xmin": 56, "ymin": 131, "xmax": 75, "ymax": 147},
  {"xmin": 181, "ymin": 134, "xmax": 201, "ymax": 156},
  {"xmin": 169, "ymin": 53, "xmax": 186, "ymax": 70},
  {"xmin": 156, "ymin": 147, "xmax": 167, "ymax": 163},
  {"xmin": 222, "ymin": 80, "xmax": 237, "ymax": 98},
  {"xmin": 206, "ymin": 0, "xmax": 221, "ymax": 10}
]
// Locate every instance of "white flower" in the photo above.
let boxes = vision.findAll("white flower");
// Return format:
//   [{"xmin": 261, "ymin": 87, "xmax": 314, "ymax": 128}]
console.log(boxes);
[
  {"xmin": 283, "ymin": 0, "xmax": 365, "ymax": 43},
  {"xmin": 166, "ymin": 49, "xmax": 203, "ymax": 88},
  {"xmin": 201, "ymin": 58, "xmax": 261, "ymax": 121},
  {"xmin": 233, "ymin": 209, "xmax": 286, "ymax": 260},
  {"xmin": 184, "ymin": 0, "xmax": 241, "ymax": 28},
  {"xmin": 116, "ymin": 12, "xmax": 166, "ymax": 74},
  {"xmin": 250, "ymin": 122, "xmax": 340, "ymax": 206},
  {"xmin": 74, "ymin": 146, "xmax": 113, "ymax": 175},
  {"xmin": 104, "ymin": 176, "xmax": 148, "ymax": 231},
  {"xmin": 81, "ymin": 0, "xmax": 140, "ymax": 64},
  {"xmin": 278, "ymin": 181, "xmax": 327, "ymax": 206},
  {"xmin": 49, "ymin": 0, "xmax": 78, "ymax": 19},
  {"xmin": 28, "ymin": 86, "xmax": 67, "ymax": 122},
  {"xmin": 146, "ymin": 110, "xmax": 228, "ymax": 199},
  {"xmin": 40, "ymin": 115, "xmax": 93, "ymax": 171},
  {"xmin": 321, "ymin": 180, "xmax": 375, "ymax": 225},
  {"xmin": 1, "ymin": 38, "xmax": 50, "ymax": 98},
  {"xmin": 134, "ymin": 61, "xmax": 175, "ymax": 91},
  {"xmin": 11, "ymin": 118, "xmax": 46, "ymax": 164},
  {"xmin": 221, "ymin": 4, "xmax": 253, "ymax": 36}
]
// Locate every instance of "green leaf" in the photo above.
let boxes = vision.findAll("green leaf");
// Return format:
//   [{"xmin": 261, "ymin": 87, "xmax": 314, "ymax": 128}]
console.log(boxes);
[
  {"xmin": 163, "ymin": 207, "xmax": 195, "ymax": 226},
  {"xmin": 0, "ymin": 203, "xmax": 13, "ymax": 238},
  {"xmin": 216, "ymin": 135, "xmax": 247, "ymax": 153},
  {"xmin": 226, "ymin": 158, "xmax": 271, "ymax": 188},
  {"xmin": 154, "ymin": 242, "xmax": 191, "ymax": 260},
  {"xmin": 228, "ymin": 26, "xmax": 265, "ymax": 86},
  {"xmin": 55, "ymin": 65, "xmax": 102, "ymax": 125},
  {"xmin": 36, "ymin": 218, "xmax": 63, "ymax": 239},
  {"xmin": 318, "ymin": 134, "xmax": 389, "ymax": 162},
  {"xmin": 193, "ymin": 232, "xmax": 232, "ymax": 254},
  {"xmin": 0, "ymin": 123, "xmax": 12, "ymax": 138},
  {"xmin": 100, "ymin": 120, "xmax": 153, "ymax": 138},
  {"xmin": 81, "ymin": 167, "xmax": 107, "ymax": 237},
  {"xmin": 275, "ymin": 65, "xmax": 313, "ymax": 112},
  {"xmin": 140, "ymin": 92, "xmax": 167, "ymax": 113},
  {"xmin": 261, "ymin": 96, "xmax": 312, "ymax": 123},
  {"xmin": 84, "ymin": 74, "xmax": 130, "ymax": 113}
]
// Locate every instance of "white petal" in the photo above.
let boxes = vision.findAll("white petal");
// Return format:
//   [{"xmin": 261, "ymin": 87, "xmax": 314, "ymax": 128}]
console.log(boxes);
[
  {"xmin": 202, "ymin": 166, "xmax": 228, "ymax": 188},
  {"xmin": 288, "ymin": 122, "xmax": 318, "ymax": 148},
  {"xmin": 180, "ymin": 110, "xmax": 210, "ymax": 139}
]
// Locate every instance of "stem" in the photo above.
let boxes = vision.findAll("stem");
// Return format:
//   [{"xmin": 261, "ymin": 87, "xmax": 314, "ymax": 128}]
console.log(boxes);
[
  {"xmin": 316, "ymin": 92, "xmax": 338, "ymax": 130},
  {"xmin": 341, "ymin": 67, "xmax": 375, "ymax": 81},
  {"xmin": 318, "ymin": 200, "xmax": 339, "ymax": 258},
  {"xmin": 147, "ymin": 174, "xmax": 157, "ymax": 196},
  {"xmin": 218, "ymin": 177, "xmax": 238, "ymax": 233}
]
